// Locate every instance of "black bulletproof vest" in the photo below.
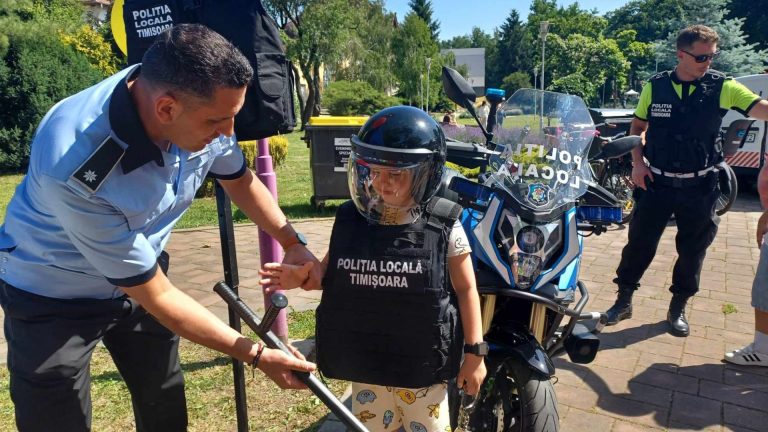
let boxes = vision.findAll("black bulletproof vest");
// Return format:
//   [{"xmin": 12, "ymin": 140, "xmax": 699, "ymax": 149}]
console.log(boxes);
[
  {"xmin": 645, "ymin": 70, "xmax": 727, "ymax": 172},
  {"xmin": 316, "ymin": 199, "xmax": 463, "ymax": 388}
]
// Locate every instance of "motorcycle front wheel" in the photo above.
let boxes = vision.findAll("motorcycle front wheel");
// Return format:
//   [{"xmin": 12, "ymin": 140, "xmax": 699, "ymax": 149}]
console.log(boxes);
[
  {"xmin": 458, "ymin": 358, "xmax": 560, "ymax": 432},
  {"xmin": 715, "ymin": 163, "xmax": 738, "ymax": 216}
]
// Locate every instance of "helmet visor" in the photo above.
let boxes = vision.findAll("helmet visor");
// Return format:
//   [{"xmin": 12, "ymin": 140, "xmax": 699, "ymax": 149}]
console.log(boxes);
[{"xmin": 348, "ymin": 153, "xmax": 434, "ymax": 225}]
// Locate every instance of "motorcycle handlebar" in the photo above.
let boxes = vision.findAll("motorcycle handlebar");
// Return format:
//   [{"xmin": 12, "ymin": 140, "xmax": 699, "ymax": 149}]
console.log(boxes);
[{"xmin": 213, "ymin": 282, "xmax": 368, "ymax": 432}]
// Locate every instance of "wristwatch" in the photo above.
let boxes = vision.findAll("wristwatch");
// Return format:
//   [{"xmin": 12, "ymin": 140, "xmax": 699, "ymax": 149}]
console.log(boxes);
[
  {"xmin": 463, "ymin": 342, "xmax": 489, "ymax": 356},
  {"xmin": 283, "ymin": 231, "xmax": 308, "ymax": 249}
]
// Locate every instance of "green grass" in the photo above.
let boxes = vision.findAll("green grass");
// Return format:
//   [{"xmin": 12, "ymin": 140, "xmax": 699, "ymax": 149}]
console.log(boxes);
[
  {"xmin": 722, "ymin": 303, "xmax": 738, "ymax": 315},
  {"xmin": 0, "ymin": 310, "xmax": 347, "ymax": 431},
  {"xmin": 0, "ymin": 174, "xmax": 23, "ymax": 225}
]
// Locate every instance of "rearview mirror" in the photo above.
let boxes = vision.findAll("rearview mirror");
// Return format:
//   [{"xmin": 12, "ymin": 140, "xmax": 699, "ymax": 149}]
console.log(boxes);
[{"xmin": 442, "ymin": 66, "xmax": 477, "ymax": 113}]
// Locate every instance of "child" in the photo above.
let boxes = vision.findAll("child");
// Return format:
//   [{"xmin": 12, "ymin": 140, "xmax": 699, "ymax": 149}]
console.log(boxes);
[{"xmin": 260, "ymin": 106, "xmax": 486, "ymax": 431}]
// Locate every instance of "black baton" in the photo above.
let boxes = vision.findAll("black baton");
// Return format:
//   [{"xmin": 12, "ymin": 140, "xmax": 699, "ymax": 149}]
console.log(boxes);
[{"xmin": 213, "ymin": 281, "xmax": 368, "ymax": 432}]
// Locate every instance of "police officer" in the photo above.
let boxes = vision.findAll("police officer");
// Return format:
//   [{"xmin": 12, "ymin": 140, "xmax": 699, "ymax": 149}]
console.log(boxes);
[
  {"xmin": 605, "ymin": 25, "xmax": 768, "ymax": 336},
  {"xmin": 0, "ymin": 24, "xmax": 319, "ymax": 431}
]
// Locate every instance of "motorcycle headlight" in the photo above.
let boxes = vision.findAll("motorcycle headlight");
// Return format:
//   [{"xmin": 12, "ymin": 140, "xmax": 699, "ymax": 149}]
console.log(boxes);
[
  {"xmin": 511, "ymin": 253, "xmax": 543, "ymax": 289},
  {"xmin": 497, "ymin": 211, "xmax": 563, "ymax": 290}
]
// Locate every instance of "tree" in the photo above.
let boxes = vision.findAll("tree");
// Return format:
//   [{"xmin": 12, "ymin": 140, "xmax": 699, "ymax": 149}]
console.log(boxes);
[
  {"xmin": 653, "ymin": 0, "xmax": 767, "ymax": 75},
  {"xmin": 526, "ymin": 0, "xmax": 608, "ymax": 41},
  {"xmin": 390, "ymin": 13, "xmax": 442, "ymax": 107},
  {"xmin": 264, "ymin": 0, "xmax": 355, "ymax": 128},
  {"xmin": 488, "ymin": 10, "xmax": 534, "ymax": 89},
  {"xmin": 604, "ymin": 0, "xmax": 686, "ymax": 42},
  {"xmin": 408, "ymin": 0, "xmax": 439, "ymax": 41},
  {"xmin": 441, "ymin": 27, "xmax": 494, "ymax": 50},
  {"xmin": 331, "ymin": 0, "xmax": 397, "ymax": 94},
  {"xmin": 544, "ymin": 34, "xmax": 629, "ymax": 106},
  {"xmin": 726, "ymin": 0, "xmax": 768, "ymax": 51},
  {"xmin": 500, "ymin": 71, "xmax": 532, "ymax": 98},
  {"xmin": 615, "ymin": 29, "xmax": 655, "ymax": 90},
  {"xmin": 322, "ymin": 80, "xmax": 400, "ymax": 115}
]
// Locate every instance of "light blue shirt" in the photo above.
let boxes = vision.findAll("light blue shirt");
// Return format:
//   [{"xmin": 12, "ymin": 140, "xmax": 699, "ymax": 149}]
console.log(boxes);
[{"xmin": 0, "ymin": 65, "xmax": 246, "ymax": 299}]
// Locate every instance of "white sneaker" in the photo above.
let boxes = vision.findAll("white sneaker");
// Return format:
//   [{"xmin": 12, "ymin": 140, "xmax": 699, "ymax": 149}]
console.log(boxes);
[{"xmin": 724, "ymin": 343, "xmax": 768, "ymax": 367}]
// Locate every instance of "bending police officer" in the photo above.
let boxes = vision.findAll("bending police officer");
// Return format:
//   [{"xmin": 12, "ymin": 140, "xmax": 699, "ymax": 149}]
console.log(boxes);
[
  {"xmin": 0, "ymin": 24, "xmax": 320, "ymax": 431},
  {"xmin": 604, "ymin": 24, "xmax": 768, "ymax": 336}
]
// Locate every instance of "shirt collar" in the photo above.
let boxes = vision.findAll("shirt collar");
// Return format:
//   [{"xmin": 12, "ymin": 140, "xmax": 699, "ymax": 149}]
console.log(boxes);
[{"xmin": 109, "ymin": 65, "xmax": 165, "ymax": 174}]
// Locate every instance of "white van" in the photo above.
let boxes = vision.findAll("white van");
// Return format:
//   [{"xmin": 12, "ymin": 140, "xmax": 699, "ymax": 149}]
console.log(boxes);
[{"xmin": 721, "ymin": 74, "xmax": 768, "ymax": 178}]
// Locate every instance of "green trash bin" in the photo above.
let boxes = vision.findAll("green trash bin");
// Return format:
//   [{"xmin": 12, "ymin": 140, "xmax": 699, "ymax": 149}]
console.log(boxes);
[{"xmin": 303, "ymin": 116, "xmax": 368, "ymax": 209}]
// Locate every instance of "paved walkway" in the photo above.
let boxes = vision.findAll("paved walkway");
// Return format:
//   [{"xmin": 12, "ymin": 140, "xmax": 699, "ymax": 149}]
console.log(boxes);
[{"xmin": 2, "ymin": 191, "xmax": 768, "ymax": 431}]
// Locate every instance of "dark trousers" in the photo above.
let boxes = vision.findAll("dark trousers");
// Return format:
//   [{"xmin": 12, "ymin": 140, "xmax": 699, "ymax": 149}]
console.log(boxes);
[
  {"xmin": 615, "ymin": 174, "xmax": 720, "ymax": 298},
  {"xmin": 0, "ymin": 281, "xmax": 187, "ymax": 432}
]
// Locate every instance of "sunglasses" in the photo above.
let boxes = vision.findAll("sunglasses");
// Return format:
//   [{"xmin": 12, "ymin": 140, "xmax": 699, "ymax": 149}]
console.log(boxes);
[{"xmin": 680, "ymin": 49, "xmax": 721, "ymax": 63}]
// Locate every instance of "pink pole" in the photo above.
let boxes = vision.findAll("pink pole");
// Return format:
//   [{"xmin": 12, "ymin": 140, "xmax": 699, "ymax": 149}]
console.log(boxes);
[{"xmin": 256, "ymin": 138, "xmax": 289, "ymax": 342}]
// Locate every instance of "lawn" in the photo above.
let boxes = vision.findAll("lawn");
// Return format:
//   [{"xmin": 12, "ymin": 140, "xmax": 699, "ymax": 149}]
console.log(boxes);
[{"xmin": 0, "ymin": 309, "xmax": 349, "ymax": 431}]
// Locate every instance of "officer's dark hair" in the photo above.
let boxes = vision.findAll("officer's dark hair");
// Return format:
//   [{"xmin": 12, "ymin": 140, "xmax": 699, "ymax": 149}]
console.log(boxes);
[
  {"xmin": 676, "ymin": 25, "xmax": 719, "ymax": 50},
  {"xmin": 141, "ymin": 24, "xmax": 253, "ymax": 100}
]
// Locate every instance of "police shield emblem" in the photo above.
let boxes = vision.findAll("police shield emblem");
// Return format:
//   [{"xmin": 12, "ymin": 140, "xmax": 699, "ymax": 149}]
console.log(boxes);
[{"xmin": 527, "ymin": 183, "xmax": 550, "ymax": 207}]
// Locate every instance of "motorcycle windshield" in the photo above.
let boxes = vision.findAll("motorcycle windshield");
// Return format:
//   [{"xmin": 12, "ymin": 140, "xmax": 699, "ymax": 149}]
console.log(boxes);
[{"xmin": 487, "ymin": 89, "xmax": 595, "ymax": 212}]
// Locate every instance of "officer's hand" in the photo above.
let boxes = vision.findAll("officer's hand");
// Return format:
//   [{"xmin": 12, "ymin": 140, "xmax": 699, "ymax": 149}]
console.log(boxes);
[
  {"xmin": 259, "ymin": 262, "xmax": 313, "ymax": 294},
  {"xmin": 631, "ymin": 164, "xmax": 652, "ymax": 190},
  {"xmin": 456, "ymin": 355, "xmax": 487, "ymax": 396},
  {"xmin": 756, "ymin": 210, "xmax": 768, "ymax": 248},
  {"xmin": 282, "ymin": 245, "xmax": 323, "ymax": 290},
  {"xmin": 257, "ymin": 347, "xmax": 316, "ymax": 390}
]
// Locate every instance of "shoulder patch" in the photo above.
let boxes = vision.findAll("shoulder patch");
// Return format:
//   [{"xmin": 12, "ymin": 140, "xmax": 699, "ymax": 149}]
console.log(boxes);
[
  {"xmin": 70, "ymin": 136, "xmax": 125, "ymax": 194},
  {"xmin": 649, "ymin": 71, "xmax": 670, "ymax": 81}
]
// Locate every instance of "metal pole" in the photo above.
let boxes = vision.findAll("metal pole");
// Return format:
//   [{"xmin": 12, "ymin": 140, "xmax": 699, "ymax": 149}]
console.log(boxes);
[
  {"xmin": 255, "ymin": 138, "xmax": 288, "ymax": 343},
  {"xmin": 426, "ymin": 57, "xmax": 432, "ymax": 114},
  {"xmin": 539, "ymin": 21, "xmax": 549, "ymax": 128},
  {"xmin": 214, "ymin": 182, "xmax": 249, "ymax": 432},
  {"xmin": 420, "ymin": 73, "xmax": 424, "ymax": 111}
]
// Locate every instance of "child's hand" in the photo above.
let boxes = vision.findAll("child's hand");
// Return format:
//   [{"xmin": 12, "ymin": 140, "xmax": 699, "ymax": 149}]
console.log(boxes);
[
  {"xmin": 259, "ymin": 262, "xmax": 314, "ymax": 294},
  {"xmin": 456, "ymin": 354, "xmax": 487, "ymax": 396}
]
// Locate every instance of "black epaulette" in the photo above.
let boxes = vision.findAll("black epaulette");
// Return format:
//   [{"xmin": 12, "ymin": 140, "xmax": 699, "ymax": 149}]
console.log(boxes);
[
  {"xmin": 649, "ymin": 70, "xmax": 670, "ymax": 82},
  {"xmin": 70, "ymin": 136, "xmax": 125, "ymax": 194}
]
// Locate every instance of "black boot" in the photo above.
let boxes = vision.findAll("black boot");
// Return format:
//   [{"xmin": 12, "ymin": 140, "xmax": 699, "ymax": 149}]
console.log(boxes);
[
  {"xmin": 667, "ymin": 294, "xmax": 690, "ymax": 337},
  {"xmin": 605, "ymin": 285, "xmax": 635, "ymax": 326}
]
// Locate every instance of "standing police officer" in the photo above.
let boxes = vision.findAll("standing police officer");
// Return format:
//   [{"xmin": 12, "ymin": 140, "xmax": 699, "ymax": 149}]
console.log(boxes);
[
  {"xmin": 0, "ymin": 24, "xmax": 319, "ymax": 431},
  {"xmin": 604, "ymin": 25, "xmax": 768, "ymax": 336}
]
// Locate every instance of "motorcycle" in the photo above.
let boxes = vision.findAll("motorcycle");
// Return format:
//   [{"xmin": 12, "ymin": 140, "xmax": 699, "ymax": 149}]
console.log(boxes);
[
  {"xmin": 589, "ymin": 130, "xmax": 636, "ymax": 224},
  {"xmin": 440, "ymin": 66, "xmax": 641, "ymax": 432}
]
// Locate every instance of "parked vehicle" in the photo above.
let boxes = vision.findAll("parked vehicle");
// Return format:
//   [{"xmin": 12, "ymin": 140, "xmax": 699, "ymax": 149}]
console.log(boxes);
[
  {"xmin": 720, "ymin": 74, "xmax": 768, "ymax": 179},
  {"xmin": 440, "ymin": 67, "xmax": 641, "ymax": 432}
]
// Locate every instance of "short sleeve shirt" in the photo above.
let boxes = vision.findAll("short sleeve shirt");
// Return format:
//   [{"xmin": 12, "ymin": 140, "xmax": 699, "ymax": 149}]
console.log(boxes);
[
  {"xmin": 634, "ymin": 71, "xmax": 761, "ymax": 121},
  {"xmin": 0, "ymin": 65, "xmax": 247, "ymax": 299},
  {"xmin": 448, "ymin": 220, "xmax": 472, "ymax": 257}
]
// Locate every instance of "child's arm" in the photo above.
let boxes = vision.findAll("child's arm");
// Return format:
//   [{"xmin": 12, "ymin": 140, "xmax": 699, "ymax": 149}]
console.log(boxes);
[
  {"xmin": 449, "ymin": 252, "xmax": 487, "ymax": 396},
  {"xmin": 260, "ymin": 253, "xmax": 329, "ymax": 293}
]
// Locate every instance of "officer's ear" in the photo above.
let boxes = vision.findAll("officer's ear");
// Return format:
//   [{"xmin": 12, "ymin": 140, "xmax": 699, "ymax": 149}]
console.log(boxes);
[{"xmin": 155, "ymin": 92, "xmax": 181, "ymax": 124}]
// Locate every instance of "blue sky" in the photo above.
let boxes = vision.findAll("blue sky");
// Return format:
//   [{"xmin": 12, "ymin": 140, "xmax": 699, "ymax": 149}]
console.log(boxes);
[{"xmin": 383, "ymin": 0, "xmax": 631, "ymax": 40}]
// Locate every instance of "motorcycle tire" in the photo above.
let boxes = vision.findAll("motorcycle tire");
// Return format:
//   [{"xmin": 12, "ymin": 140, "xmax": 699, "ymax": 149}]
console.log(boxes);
[
  {"xmin": 601, "ymin": 167, "xmax": 636, "ymax": 224},
  {"xmin": 456, "ymin": 359, "xmax": 559, "ymax": 432},
  {"xmin": 715, "ymin": 163, "xmax": 737, "ymax": 216}
]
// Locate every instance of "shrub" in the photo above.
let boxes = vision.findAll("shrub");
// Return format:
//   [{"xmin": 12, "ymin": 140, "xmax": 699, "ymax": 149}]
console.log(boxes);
[
  {"xmin": 196, "ymin": 137, "xmax": 289, "ymax": 198},
  {"xmin": 0, "ymin": 29, "xmax": 104, "ymax": 172},
  {"xmin": 323, "ymin": 80, "xmax": 400, "ymax": 116}
]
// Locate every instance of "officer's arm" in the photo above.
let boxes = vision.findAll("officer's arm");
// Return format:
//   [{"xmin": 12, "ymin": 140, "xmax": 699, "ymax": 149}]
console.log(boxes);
[
  {"xmin": 121, "ymin": 270, "xmax": 316, "ymax": 388},
  {"xmin": 629, "ymin": 117, "xmax": 648, "ymax": 166},
  {"xmin": 218, "ymin": 168, "xmax": 323, "ymax": 289},
  {"xmin": 748, "ymin": 99, "xmax": 768, "ymax": 122}
]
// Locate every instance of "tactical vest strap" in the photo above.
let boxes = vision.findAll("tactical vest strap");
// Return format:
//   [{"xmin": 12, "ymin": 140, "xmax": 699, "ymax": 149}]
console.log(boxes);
[{"xmin": 425, "ymin": 197, "xmax": 462, "ymax": 231}]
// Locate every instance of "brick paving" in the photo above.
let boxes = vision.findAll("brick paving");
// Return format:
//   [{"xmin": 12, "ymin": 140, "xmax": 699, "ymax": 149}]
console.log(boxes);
[{"xmin": 2, "ymin": 191, "xmax": 768, "ymax": 431}]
